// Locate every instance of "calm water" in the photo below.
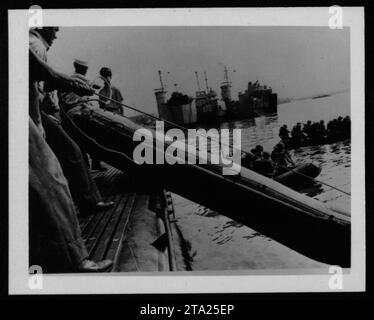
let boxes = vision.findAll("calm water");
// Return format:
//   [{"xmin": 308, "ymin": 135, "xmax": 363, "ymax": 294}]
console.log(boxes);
[{"xmin": 172, "ymin": 91, "xmax": 351, "ymax": 270}]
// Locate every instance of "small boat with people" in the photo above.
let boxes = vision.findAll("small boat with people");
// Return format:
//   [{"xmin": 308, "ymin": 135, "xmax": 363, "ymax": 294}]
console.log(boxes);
[
  {"xmin": 241, "ymin": 143, "xmax": 322, "ymax": 191},
  {"xmin": 279, "ymin": 116, "xmax": 351, "ymax": 150}
]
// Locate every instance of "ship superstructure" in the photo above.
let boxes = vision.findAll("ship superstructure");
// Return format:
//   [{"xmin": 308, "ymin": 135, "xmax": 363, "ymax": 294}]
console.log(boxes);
[
  {"xmin": 154, "ymin": 70, "xmax": 197, "ymax": 126},
  {"xmin": 224, "ymin": 66, "xmax": 278, "ymax": 119},
  {"xmin": 154, "ymin": 66, "xmax": 277, "ymax": 126},
  {"xmin": 194, "ymin": 71, "xmax": 223, "ymax": 123}
]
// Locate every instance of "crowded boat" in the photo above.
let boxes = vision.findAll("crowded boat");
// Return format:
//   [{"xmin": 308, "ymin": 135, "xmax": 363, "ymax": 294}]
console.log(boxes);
[
  {"xmin": 279, "ymin": 116, "xmax": 351, "ymax": 149},
  {"xmin": 241, "ymin": 142, "xmax": 322, "ymax": 190}
]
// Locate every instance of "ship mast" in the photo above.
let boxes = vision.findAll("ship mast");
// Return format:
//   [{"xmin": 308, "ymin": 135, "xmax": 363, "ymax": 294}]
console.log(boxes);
[
  {"xmin": 158, "ymin": 70, "xmax": 165, "ymax": 92},
  {"xmin": 220, "ymin": 65, "xmax": 232, "ymax": 102},
  {"xmin": 154, "ymin": 70, "xmax": 167, "ymax": 116},
  {"xmin": 195, "ymin": 71, "xmax": 202, "ymax": 92},
  {"xmin": 223, "ymin": 65, "xmax": 231, "ymax": 84},
  {"xmin": 204, "ymin": 71, "xmax": 209, "ymax": 91}
]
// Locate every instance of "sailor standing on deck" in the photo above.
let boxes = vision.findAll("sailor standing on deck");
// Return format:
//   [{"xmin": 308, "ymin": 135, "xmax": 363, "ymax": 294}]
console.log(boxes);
[
  {"xmin": 91, "ymin": 67, "xmax": 125, "ymax": 170},
  {"xmin": 59, "ymin": 59, "xmax": 97, "ymax": 108},
  {"xmin": 98, "ymin": 67, "xmax": 124, "ymax": 116},
  {"xmin": 47, "ymin": 58, "xmax": 115, "ymax": 214},
  {"xmin": 29, "ymin": 27, "xmax": 112, "ymax": 272},
  {"xmin": 60, "ymin": 59, "xmax": 107, "ymax": 172}
]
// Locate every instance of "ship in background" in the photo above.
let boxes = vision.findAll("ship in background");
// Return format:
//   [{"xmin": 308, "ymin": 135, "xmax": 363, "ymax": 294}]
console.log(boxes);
[
  {"xmin": 154, "ymin": 66, "xmax": 278, "ymax": 127},
  {"xmin": 154, "ymin": 72, "xmax": 197, "ymax": 126}
]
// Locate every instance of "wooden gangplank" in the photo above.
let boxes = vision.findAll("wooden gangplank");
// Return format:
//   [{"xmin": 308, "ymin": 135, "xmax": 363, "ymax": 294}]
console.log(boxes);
[{"xmin": 78, "ymin": 164, "xmax": 170, "ymax": 272}]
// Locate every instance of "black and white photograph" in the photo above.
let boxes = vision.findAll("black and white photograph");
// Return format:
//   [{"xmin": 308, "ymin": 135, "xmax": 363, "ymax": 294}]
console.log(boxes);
[{"xmin": 8, "ymin": 7, "xmax": 365, "ymax": 294}]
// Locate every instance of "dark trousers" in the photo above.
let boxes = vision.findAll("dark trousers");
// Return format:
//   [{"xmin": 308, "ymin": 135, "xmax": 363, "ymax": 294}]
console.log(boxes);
[
  {"xmin": 29, "ymin": 118, "xmax": 88, "ymax": 272},
  {"xmin": 41, "ymin": 112, "xmax": 102, "ymax": 214}
]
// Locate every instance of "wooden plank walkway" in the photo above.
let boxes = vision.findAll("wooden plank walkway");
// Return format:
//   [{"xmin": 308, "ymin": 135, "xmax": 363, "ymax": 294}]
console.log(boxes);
[{"xmin": 78, "ymin": 164, "xmax": 169, "ymax": 272}]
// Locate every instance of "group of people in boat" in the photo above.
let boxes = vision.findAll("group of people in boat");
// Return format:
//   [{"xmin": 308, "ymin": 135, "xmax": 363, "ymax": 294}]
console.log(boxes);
[
  {"xmin": 241, "ymin": 142, "xmax": 295, "ymax": 177},
  {"xmin": 29, "ymin": 27, "xmax": 126, "ymax": 272},
  {"xmin": 278, "ymin": 116, "xmax": 351, "ymax": 148}
]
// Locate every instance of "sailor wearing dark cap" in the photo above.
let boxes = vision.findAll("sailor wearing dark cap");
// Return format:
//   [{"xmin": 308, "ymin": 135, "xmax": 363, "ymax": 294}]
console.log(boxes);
[
  {"xmin": 271, "ymin": 141, "xmax": 295, "ymax": 168},
  {"xmin": 91, "ymin": 66, "xmax": 125, "ymax": 170},
  {"xmin": 98, "ymin": 66, "xmax": 124, "ymax": 116},
  {"xmin": 100, "ymin": 66, "xmax": 112, "ymax": 78}
]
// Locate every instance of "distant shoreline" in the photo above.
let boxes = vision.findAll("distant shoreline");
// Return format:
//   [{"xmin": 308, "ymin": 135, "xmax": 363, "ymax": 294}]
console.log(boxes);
[{"xmin": 278, "ymin": 89, "xmax": 349, "ymax": 105}]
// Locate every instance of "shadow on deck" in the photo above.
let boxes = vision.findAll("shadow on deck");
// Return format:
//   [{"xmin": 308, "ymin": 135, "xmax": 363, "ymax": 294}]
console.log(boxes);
[{"xmin": 78, "ymin": 164, "xmax": 173, "ymax": 272}]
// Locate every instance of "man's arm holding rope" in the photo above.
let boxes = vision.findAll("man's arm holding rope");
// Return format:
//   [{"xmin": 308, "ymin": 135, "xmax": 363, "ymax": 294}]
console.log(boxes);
[{"xmin": 29, "ymin": 48, "xmax": 94, "ymax": 97}]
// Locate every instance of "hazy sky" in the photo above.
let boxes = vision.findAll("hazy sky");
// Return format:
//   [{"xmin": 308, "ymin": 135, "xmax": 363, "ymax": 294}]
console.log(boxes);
[{"xmin": 48, "ymin": 26, "xmax": 350, "ymax": 115}]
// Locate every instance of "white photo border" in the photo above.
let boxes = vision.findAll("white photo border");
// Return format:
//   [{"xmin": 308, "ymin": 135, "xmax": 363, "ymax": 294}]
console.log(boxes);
[{"xmin": 8, "ymin": 7, "xmax": 365, "ymax": 294}]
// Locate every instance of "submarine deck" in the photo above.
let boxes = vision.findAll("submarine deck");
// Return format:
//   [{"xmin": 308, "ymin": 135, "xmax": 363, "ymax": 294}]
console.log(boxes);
[{"xmin": 78, "ymin": 163, "xmax": 186, "ymax": 272}]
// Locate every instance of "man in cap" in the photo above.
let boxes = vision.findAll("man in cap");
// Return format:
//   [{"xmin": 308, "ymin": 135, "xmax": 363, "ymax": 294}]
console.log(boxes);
[
  {"xmin": 250, "ymin": 145, "xmax": 264, "ymax": 159},
  {"xmin": 29, "ymin": 27, "xmax": 113, "ymax": 272},
  {"xmin": 74, "ymin": 59, "xmax": 89, "ymax": 76},
  {"xmin": 59, "ymin": 59, "xmax": 92, "ymax": 106},
  {"xmin": 90, "ymin": 66, "xmax": 125, "ymax": 170},
  {"xmin": 98, "ymin": 67, "xmax": 124, "ymax": 115},
  {"xmin": 279, "ymin": 124, "xmax": 290, "ymax": 141},
  {"xmin": 253, "ymin": 152, "xmax": 275, "ymax": 177},
  {"xmin": 271, "ymin": 141, "xmax": 295, "ymax": 168},
  {"xmin": 42, "ymin": 57, "xmax": 115, "ymax": 217}
]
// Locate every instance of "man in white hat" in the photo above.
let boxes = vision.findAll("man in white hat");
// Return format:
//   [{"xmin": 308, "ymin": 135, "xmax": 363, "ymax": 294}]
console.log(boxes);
[
  {"xmin": 59, "ymin": 59, "xmax": 91, "ymax": 106},
  {"xmin": 74, "ymin": 59, "xmax": 88, "ymax": 72},
  {"xmin": 43, "ymin": 58, "xmax": 115, "ymax": 215}
]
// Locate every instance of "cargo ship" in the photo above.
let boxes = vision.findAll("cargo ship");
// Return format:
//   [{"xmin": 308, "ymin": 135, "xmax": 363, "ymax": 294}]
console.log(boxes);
[{"xmin": 154, "ymin": 66, "xmax": 278, "ymax": 127}]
